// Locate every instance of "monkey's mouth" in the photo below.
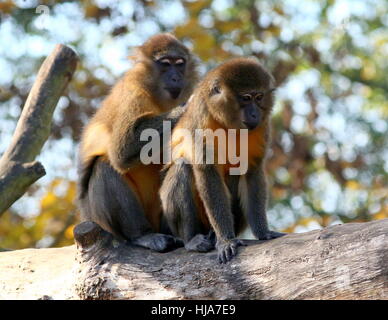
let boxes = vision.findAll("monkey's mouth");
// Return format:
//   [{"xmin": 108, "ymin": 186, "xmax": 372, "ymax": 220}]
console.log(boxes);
[
  {"xmin": 243, "ymin": 121, "xmax": 259, "ymax": 130},
  {"xmin": 166, "ymin": 88, "xmax": 182, "ymax": 99}
]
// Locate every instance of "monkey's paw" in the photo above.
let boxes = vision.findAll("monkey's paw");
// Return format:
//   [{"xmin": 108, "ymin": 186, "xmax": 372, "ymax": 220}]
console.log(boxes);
[
  {"xmin": 216, "ymin": 238, "xmax": 245, "ymax": 264},
  {"xmin": 132, "ymin": 233, "xmax": 183, "ymax": 253},
  {"xmin": 185, "ymin": 233, "xmax": 216, "ymax": 252},
  {"xmin": 258, "ymin": 230, "xmax": 287, "ymax": 240}
]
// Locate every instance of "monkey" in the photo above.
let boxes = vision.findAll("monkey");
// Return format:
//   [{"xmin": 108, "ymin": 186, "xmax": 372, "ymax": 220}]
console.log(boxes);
[
  {"xmin": 160, "ymin": 57, "xmax": 286, "ymax": 263},
  {"xmin": 77, "ymin": 33, "xmax": 199, "ymax": 252}
]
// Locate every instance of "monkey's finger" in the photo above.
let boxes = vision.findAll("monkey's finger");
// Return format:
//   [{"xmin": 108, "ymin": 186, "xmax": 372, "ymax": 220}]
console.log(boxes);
[
  {"xmin": 222, "ymin": 250, "xmax": 228, "ymax": 263},
  {"xmin": 218, "ymin": 250, "xmax": 227, "ymax": 264},
  {"xmin": 225, "ymin": 246, "xmax": 233, "ymax": 262},
  {"xmin": 217, "ymin": 251, "xmax": 222, "ymax": 263},
  {"xmin": 230, "ymin": 243, "xmax": 238, "ymax": 257}
]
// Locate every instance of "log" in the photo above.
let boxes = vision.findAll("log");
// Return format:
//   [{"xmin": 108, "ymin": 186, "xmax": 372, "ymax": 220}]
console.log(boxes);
[
  {"xmin": 0, "ymin": 44, "xmax": 78, "ymax": 215},
  {"xmin": 0, "ymin": 219, "xmax": 387, "ymax": 300}
]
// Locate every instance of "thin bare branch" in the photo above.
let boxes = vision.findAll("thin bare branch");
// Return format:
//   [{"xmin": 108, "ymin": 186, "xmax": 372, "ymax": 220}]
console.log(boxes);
[{"xmin": 0, "ymin": 44, "xmax": 78, "ymax": 215}]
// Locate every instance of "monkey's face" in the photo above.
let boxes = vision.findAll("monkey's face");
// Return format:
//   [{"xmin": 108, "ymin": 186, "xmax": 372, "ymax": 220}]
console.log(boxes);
[
  {"xmin": 155, "ymin": 54, "xmax": 187, "ymax": 101},
  {"xmin": 136, "ymin": 33, "xmax": 198, "ymax": 109},
  {"xmin": 237, "ymin": 90, "xmax": 274, "ymax": 130},
  {"xmin": 207, "ymin": 87, "xmax": 272, "ymax": 130},
  {"xmin": 204, "ymin": 58, "xmax": 275, "ymax": 130}
]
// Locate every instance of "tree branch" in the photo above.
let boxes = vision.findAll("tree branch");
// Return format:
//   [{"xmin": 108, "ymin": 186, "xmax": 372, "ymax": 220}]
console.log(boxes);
[
  {"xmin": 0, "ymin": 44, "xmax": 78, "ymax": 215},
  {"xmin": 73, "ymin": 219, "xmax": 388, "ymax": 300},
  {"xmin": 1, "ymin": 219, "xmax": 386, "ymax": 299}
]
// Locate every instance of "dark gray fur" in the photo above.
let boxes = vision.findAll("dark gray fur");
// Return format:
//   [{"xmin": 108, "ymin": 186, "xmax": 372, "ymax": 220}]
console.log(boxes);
[
  {"xmin": 160, "ymin": 160, "xmax": 284, "ymax": 262},
  {"xmin": 160, "ymin": 57, "xmax": 285, "ymax": 263},
  {"xmin": 78, "ymin": 108, "xmax": 185, "ymax": 252}
]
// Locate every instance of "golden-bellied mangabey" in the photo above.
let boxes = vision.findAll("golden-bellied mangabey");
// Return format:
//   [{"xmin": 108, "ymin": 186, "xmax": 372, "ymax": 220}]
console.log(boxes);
[
  {"xmin": 160, "ymin": 58, "xmax": 285, "ymax": 262},
  {"xmin": 78, "ymin": 33, "xmax": 199, "ymax": 252}
]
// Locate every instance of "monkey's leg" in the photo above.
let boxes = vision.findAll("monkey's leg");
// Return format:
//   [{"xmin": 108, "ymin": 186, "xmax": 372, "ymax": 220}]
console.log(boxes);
[
  {"xmin": 83, "ymin": 159, "xmax": 182, "ymax": 252},
  {"xmin": 227, "ymin": 175, "xmax": 247, "ymax": 235},
  {"xmin": 160, "ymin": 162, "xmax": 215, "ymax": 252},
  {"xmin": 245, "ymin": 166, "xmax": 286, "ymax": 240},
  {"xmin": 193, "ymin": 165, "xmax": 245, "ymax": 263}
]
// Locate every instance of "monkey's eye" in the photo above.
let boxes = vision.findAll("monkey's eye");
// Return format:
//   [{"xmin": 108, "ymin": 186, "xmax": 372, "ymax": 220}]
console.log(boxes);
[
  {"xmin": 255, "ymin": 93, "xmax": 264, "ymax": 102},
  {"xmin": 159, "ymin": 58, "xmax": 171, "ymax": 66},
  {"xmin": 241, "ymin": 94, "xmax": 252, "ymax": 102},
  {"xmin": 175, "ymin": 58, "xmax": 185, "ymax": 65}
]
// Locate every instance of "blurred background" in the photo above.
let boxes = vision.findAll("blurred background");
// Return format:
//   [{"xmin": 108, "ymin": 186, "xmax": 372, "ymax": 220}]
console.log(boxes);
[{"xmin": 0, "ymin": 0, "xmax": 387, "ymax": 249}]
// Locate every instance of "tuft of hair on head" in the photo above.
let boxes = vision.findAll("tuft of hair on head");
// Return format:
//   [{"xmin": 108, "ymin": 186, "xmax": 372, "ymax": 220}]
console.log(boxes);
[
  {"xmin": 206, "ymin": 57, "xmax": 274, "ymax": 93},
  {"xmin": 136, "ymin": 33, "xmax": 189, "ymax": 60}
]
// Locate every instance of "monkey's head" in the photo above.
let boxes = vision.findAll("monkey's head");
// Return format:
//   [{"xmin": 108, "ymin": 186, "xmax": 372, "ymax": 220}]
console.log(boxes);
[
  {"xmin": 199, "ymin": 58, "xmax": 275, "ymax": 130},
  {"xmin": 136, "ymin": 33, "xmax": 198, "ymax": 108}
]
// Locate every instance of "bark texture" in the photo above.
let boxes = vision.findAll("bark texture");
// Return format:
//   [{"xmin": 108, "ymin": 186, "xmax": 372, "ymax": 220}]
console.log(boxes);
[
  {"xmin": 0, "ymin": 44, "xmax": 78, "ymax": 215},
  {"xmin": 0, "ymin": 219, "xmax": 387, "ymax": 300}
]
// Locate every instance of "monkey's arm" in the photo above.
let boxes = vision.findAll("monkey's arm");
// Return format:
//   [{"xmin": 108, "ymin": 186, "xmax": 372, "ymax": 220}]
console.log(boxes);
[
  {"xmin": 193, "ymin": 164, "xmax": 243, "ymax": 263},
  {"xmin": 246, "ymin": 164, "xmax": 286, "ymax": 240},
  {"xmin": 109, "ymin": 106, "xmax": 185, "ymax": 172}
]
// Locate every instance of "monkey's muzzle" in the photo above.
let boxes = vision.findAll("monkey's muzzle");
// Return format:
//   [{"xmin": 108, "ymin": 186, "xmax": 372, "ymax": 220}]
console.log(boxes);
[
  {"xmin": 166, "ymin": 87, "xmax": 182, "ymax": 99},
  {"xmin": 241, "ymin": 104, "xmax": 261, "ymax": 130}
]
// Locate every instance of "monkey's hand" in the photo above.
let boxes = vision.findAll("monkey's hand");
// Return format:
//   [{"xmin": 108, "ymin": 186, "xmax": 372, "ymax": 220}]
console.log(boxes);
[
  {"xmin": 216, "ymin": 238, "xmax": 246, "ymax": 264},
  {"xmin": 167, "ymin": 104, "xmax": 187, "ymax": 121},
  {"xmin": 258, "ymin": 230, "xmax": 287, "ymax": 240}
]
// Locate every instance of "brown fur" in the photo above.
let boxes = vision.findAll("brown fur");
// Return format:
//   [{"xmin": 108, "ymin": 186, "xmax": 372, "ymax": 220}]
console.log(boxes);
[
  {"xmin": 161, "ymin": 58, "xmax": 284, "ymax": 263},
  {"xmin": 78, "ymin": 33, "xmax": 198, "ymax": 244}
]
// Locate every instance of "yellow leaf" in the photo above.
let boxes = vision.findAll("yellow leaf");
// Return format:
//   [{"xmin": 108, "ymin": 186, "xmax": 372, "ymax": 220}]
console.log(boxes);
[
  {"xmin": 321, "ymin": 215, "xmax": 332, "ymax": 227},
  {"xmin": 373, "ymin": 205, "xmax": 388, "ymax": 220},
  {"xmin": 215, "ymin": 20, "xmax": 244, "ymax": 33},
  {"xmin": 143, "ymin": 0, "xmax": 155, "ymax": 7},
  {"xmin": 346, "ymin": 180, "xmax": 361, "ymax": 190},
  {"xmin": 183, "ymin": 0, "xmax": 211, "ymax": 15},
  {"xmin": 361, "ymin": 62, "xmax": 376, "ymax": 81},
  {"xmin": 175, "ymin": 18, "xmax": 203, "ymax": 38},
  {"xmin": 297, "ymin": 217, "xmax": 319, "ymax": 226},
  {"xmin": 282, "ymin": 225, "xmax": 295, "ymax": 233},
  {"xmin": 191, "ymin": 33, "xmax": 216, "ymax": 61},
  {"xmin": 274, "ymin": 6, "xmax": 284, "ymax": 15},
  {"xmin": 0, "ymin": 0, "xmax": 15, "ymax": 14},
  {"xmin": 272, "ymin": 187, "xmax": 287, "ymax": 199},
  {"xmin": 84, "ymin": 4, "xmax": 99, "ymax": 19},
  {"xmin": 65, "ymin": 225, "xmax": 75, "ymax": 240},
  {"xmin": 65, "ymin": 181, "xmax": 77, "ymax": 202},
  {"xmin": 41, "ymin": 192, "xmax": 56, "ymax": 210},
  {"xmin": 267, "ymin": 25, "xmax": 281, "ymax": 37}
]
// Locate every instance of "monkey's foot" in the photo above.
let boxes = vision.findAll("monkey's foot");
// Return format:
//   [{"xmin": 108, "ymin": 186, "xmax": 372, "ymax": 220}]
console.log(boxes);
[
  {"xmin": 258, "ymin": 230, "xmax": 287, "ymax": 240},
  {"xmin": 185, "ymin": 233, "xmax": 216, "ymax": 252},
  {"xmin": 132, "ymin": 233, "xmax": 184, "ymax": 253},
  {"xmin": 216, "ymin": 238, "xmax": 246, "ymax": 264}
]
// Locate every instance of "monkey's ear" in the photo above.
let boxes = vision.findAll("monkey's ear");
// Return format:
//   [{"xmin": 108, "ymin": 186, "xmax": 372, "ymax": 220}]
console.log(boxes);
[{"xmin": 128, "ymin": 47, "xmax": 146, "ymax": 62}]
